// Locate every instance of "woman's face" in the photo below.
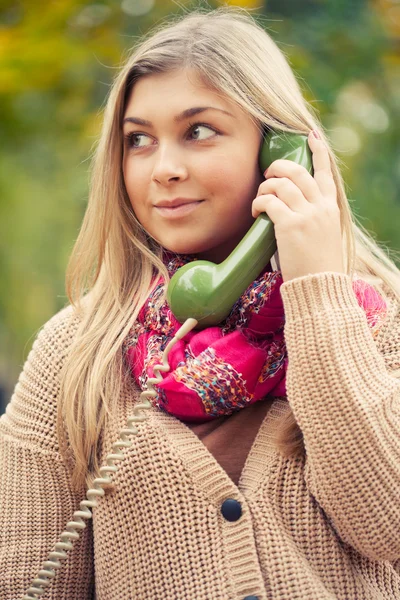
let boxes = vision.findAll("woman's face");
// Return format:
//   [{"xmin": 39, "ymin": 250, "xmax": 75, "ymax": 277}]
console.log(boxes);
[{"xmin": 122, "ymin": 68, "xmax": 264, "ymax": 263}]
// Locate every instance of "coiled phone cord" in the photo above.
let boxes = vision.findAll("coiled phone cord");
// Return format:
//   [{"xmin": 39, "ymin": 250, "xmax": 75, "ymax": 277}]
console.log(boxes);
[{"xmin": 22, "ymin": 317, "xmax": 198, "ymax": 599}]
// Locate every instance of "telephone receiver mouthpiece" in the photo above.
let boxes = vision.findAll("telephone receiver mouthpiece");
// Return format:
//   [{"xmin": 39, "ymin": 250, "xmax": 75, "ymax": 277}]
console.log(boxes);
[{"xmin": 167, "ymin": 131, "xmax": 313, "ymax": 328}]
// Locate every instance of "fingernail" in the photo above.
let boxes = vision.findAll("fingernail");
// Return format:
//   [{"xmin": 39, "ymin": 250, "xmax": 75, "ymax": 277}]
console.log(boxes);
[{"xmin": 312, "ymin": 129, "xmax": 321, "ymax": 139}]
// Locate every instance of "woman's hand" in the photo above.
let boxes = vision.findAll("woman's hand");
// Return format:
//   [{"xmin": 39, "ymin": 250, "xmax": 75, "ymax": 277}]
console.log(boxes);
[{"xmin": 252, "ymin": 130, "xmax": 345, "ymax": 283}]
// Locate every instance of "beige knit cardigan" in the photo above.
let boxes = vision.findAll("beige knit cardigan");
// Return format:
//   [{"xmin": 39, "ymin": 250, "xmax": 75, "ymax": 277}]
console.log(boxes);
[{"xmin": 1, "ymin": 271, "xmax": 400, "ymax": 599}]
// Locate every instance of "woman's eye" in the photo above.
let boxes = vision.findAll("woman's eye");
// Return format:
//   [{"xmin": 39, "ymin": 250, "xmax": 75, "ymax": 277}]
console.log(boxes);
[
  {"xmin": 187, "ymin": 123, "xmax": 216, "ymax": 140},
  {"xmin": 126, "ymin": 133, "xmax": 151, "ymax": 149}
]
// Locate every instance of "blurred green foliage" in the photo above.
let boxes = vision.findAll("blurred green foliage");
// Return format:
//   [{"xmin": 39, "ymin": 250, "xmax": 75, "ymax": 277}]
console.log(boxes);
[{"xmin": 0, "ymin": 0, "xmax": 399, "ymax": 409}]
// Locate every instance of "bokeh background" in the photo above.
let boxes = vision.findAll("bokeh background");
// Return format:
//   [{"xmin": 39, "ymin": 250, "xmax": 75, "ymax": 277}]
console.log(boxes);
[{"xmin": 1, "ymin": 0, "xmax": 399, "ymax": 412}]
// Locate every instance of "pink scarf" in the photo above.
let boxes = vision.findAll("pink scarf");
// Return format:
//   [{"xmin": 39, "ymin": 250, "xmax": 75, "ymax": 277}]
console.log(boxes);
[{"xmin": 124, "ymin": 254, "xmax": 387, "ymax": 422}]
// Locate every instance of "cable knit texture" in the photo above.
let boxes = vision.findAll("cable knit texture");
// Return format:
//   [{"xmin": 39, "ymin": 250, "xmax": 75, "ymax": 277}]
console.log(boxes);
[{"xmin": 1, "ymin": 271, "xmax": 400, "ymax": 599}]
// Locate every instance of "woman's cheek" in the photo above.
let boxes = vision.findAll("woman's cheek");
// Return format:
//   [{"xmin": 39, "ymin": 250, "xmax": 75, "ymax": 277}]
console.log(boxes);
[{"xmin": 124, "ymin": 172, "xmax": 146, "ymax": 209}]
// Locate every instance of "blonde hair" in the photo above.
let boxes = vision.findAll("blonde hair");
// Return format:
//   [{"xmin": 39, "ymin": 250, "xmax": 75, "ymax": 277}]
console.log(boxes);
[{"xmin": 59, "ymin": 6, "xmax": 400, "ymax": 489}]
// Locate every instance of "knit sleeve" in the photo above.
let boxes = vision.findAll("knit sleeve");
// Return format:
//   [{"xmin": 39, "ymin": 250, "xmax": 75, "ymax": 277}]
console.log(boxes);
[
  {"xmin": 0, "ymin": 306, "xmax": 94, "ymax": 599},
  {"xmin": 279, "ymin": 271, "xmax": 400, "ymax": 563}
]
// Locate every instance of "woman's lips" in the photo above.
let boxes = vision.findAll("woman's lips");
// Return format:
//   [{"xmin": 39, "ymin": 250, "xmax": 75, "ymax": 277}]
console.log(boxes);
[{"xmin": 154, "ymin": 200, "xmax": 204, "ymax": 219}]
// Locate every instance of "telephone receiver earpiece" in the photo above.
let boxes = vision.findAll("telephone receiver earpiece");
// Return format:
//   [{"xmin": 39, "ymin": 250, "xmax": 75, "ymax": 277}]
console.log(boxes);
[{"xmin": 166, "ymin": 130, "xmax": 314, "ymax": 329}]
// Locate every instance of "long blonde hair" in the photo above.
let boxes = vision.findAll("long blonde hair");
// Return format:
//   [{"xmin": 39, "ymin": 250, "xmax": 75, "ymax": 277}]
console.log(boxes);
[{"xmin": 59, "ymin": 6, "xmax": 400, "ymax": 489}]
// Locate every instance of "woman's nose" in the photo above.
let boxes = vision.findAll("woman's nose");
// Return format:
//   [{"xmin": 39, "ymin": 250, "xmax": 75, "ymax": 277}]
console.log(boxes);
[{"xmin": 151, "ymin": 146, "xmax": 189, "ymax": 184}]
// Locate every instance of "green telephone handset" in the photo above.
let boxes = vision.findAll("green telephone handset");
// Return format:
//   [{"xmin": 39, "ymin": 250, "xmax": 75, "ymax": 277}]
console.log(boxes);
[{"xmin": 167, "ymin": 131, "xmax": 313, "ymax": 328}]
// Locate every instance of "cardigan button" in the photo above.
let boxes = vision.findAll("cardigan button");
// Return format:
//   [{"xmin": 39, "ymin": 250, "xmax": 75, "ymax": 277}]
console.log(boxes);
[{"xmin": 221, "ymin": 498, "xmax": 242, "ymax": 522}]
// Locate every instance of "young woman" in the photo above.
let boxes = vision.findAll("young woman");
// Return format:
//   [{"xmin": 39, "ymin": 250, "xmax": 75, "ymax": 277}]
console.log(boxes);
[{"xmin": 1, "ymin": 7, "xmax": 399, "ymax": 600}]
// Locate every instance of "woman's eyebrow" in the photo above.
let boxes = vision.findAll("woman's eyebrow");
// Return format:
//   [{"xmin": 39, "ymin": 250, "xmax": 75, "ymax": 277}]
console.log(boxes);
[{"xmin": 123, "ymin": 106, "xmax": 235, "ymax": 127}]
